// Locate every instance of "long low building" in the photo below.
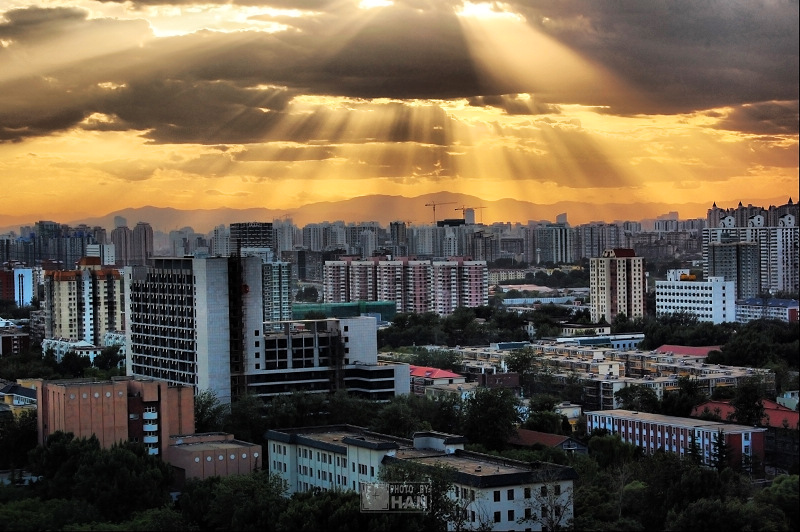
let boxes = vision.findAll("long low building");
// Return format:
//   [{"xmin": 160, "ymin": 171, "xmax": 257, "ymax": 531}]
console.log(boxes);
[
  {"xmin": 266, "ymin": 425, "xmax": 577, "ymax": 531},
  {"xmin": 585, "ymin": 409, "xmax": 766, "ymax": 469}
]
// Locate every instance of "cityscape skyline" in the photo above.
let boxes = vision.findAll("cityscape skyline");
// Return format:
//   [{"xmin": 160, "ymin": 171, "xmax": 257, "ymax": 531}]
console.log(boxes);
[
  {"xmin": 1, "ymin": 2, "xmax": 797, "ymax": 226},
  {"xmin": 2, "ymin": 194, "xmax": 795, "ymax": 236}
]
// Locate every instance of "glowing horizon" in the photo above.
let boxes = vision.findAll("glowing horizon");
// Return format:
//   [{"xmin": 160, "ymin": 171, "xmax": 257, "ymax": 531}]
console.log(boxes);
[{"xmin": 0, "ymin": 1, "xmax": 797, "ymax": 226}]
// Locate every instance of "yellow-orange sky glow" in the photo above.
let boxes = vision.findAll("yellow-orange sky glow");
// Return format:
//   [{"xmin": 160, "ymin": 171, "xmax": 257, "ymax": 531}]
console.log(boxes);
[{"xmin": 1, "ymin": 0, "xmax": 797, "ymax": 227}]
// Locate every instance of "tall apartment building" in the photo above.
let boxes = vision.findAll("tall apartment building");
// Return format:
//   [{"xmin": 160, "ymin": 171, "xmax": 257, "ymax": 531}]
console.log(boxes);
[
  {"xmin": 589, "ymin": 249, "xmax": 646, "ymax": 323},
  {"xmin": 211, "ymin": 224, "xmax": 230, "ymax": 257},
  {"xmin": 42, "ymin": 257, "xmax": 124, "ymax": 345},
  {"xmin": 574, "ymin": 223, "xmax": 624, "ymax": 262},
  {"xmin": 110, "ymin": 225, "xmax": 132, "ymax": 267},
  {"xmin": 126, "ymin": 257, "xmax": 405, "ymax": 403},
  {"xmin": 261, "ymin": 261, "xmax": 292, "ymax": 328},
  {"xmin": 655, "ymin": 269, "xmax": 735, "ymax": 323},
  {"xmin": 534, "ymin": 224, "xmax": 574, "ymax": 265},
  {"xmin": 125, "ymin": 256, "xmax": 265, "ymax": 404},
  {"xmin": 131, "ymin": 222, "xmax": 154, "ymax": 266},
  {"xmin": 702, "ymin": 202, "xmax": 799, "ymax": 295},
  {"xmin": 266, "ymin": 426, "xmax": 577, "ymax": 531},
  {"xmin": 707, "ymin": 241, "xmax": 761, "ymax": 299},
  {"xmin": 229, "ymin": 222, "xmax": 273, "ymax": 253},
  {"xmin": 323, "ymin": 258, "xmax": 487, "ymax": 316}
]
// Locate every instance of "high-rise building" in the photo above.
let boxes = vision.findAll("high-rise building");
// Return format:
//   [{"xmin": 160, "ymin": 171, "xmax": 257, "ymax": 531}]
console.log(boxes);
[
  {"xmin": 535, "ymin": 224, "xmax": 575, "ymax": 265},
  {"xmin": 230, "ymin": 222, "xmax": 273, "ymax": 254},
  {"xmin": 110, "ymin": 225, "xmax": 132, "ymax": 266},
  {"xmin": 702, "ymin": 212, "xmax": 798, "ymax": 295},
  {"xmin": 590, "ymin": 248, "xmax": 646, "ymax": 323},
  {"xmin": 126, "ymin": 257, "xmax": 403, "ymax": 403},
  {"xmin": 42, "ymin": 257, "xmax": 124, "ymax": 345},
  {"xmin": 707, "ymin": 241, "xmax": 761, "ymax": 299},
  {"xmin": 132, "ymin": 222, "xmax": 154, "ymax": 266},
  {"xmin": 324, "ymin": 258, "xmax": 486, "ymax": 316},
  {"xmin": 211, "ymin": 225, "xmax": 230, "ymax": 257}
]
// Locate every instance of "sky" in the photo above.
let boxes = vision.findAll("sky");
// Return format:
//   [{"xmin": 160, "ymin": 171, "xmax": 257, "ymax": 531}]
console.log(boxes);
[{"xmin": 0, "ymin": 0, "xmax": 798, "ymax": 226}]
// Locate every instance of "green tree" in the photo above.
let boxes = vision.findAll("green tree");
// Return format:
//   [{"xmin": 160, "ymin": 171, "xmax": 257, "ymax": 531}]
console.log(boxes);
[
  {"xmin": 755, "ymin": 475, "xmax": 799, "ymax": 531},
  {"xmin": 59, "ymin": 351, "xmax": 92, "ymax": 378},
  {"xmin": 225, "ymin": 393, "xmax": 268, "ymax": 446},
  {"xmin": 729, "ymin": 376, "xmax": 767, "ymax": 426},
  {"xmin": 205, "ymin": 471, "xmax": 289, "ymax": 531},
  {"xmin": 194, "ymin": 389, "xmax": 228, "ymax": 433},
  {"xmin": 463, "ymin": 388, "xmax": 520, "ymax": 451},
  {"xmin": 613, "ymin": 385, "xmax": 661, "ymax": 414},
  {"xmin": 70, "ymin": 441, "xmax": 174, "ymax": 522},
  {"xmin": 710, "ymin": 430, "xmax": 731, "ymax": 472},
  {"xmin": 92, "ymin": 345, "xmax": 124, "ymax": 371},
  {"xmin": 0, "ymin": 408, "xmax": 37, "ymax": 469},
  {"xmin": 665, "ymin": 497, "xmax": 788, "ymax": 531}
]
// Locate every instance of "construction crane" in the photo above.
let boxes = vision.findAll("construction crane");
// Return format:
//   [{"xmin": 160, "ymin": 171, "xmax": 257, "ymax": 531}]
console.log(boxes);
[
  {"xmin": 454, "ymin": 205, "xmax": 486, "ymax": 224},
  {"xmin": 424, "ymin": 201, "xmax": 456, "ymax": 224}
]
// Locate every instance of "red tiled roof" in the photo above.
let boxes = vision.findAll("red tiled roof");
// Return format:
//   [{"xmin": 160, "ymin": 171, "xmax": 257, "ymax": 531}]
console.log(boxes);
[
  {"xmin": 655, "ymin": 345, "xmax": 722, "ymax": 357},
  {"xmin": 691, "ymin": 400, "xmax": 800, "ymax": 429},
  {"xmin": 408, "ymin": 365, "xmax": 462, "ymax": 379},
  {"xmin": 509, "ymin": 428, "xmax": 568, "ymax": 448}
]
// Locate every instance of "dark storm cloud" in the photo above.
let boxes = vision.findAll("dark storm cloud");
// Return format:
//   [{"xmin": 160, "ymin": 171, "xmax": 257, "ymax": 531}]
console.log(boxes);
[
  {"xmin": 0, "ymin": 1, "xmax": 797, "ymax": 144},
  {"xmin": 712, "ymin": 101, "xmax": 800, "ymax": 136},
  {"xmin": 508, "ymin": 0, "xmax": 799, "ymax": 116}
]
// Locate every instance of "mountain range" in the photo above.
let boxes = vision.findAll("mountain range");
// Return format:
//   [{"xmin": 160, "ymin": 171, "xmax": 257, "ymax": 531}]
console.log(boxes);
[{"xmin": 0, "ymin": 192, "xmax": 762, "ymax": 234}]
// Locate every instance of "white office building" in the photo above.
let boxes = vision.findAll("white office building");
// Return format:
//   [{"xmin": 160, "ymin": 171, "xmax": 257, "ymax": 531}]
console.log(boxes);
[
  {"xmin": 655, "ymin": 269, "xmax": 735, "ymax": 323},
  {"xmin": 266, "ymin": 426, "xmax": 577, "ymax": 531}
]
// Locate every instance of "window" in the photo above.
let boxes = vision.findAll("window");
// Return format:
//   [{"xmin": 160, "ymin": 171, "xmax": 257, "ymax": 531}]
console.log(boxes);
[
  {"xmin": 494, "ymin": 490, "xmax": 500, "ymax": 502},
  {"xmin": 508, "ymin": 510, "xmax": 514, "ymax": 522},
  {"xmin": 507, "ymin": 489, "xmax": 514, "ymax": 500},
  {"xmin": 524, "ymin": 487, "xmax": 531, "ymax": 499},
  {"xmin": 541, "ymin": 486, "xmax": 548, "ymax": 496},
  {"xmin": 525, "ymin": 508, "xmax": 532, "ymax": 519},
  {"xmin": 493, "ymin": 512, "xmax": 501, "ymax": 523},
  {"xmin": 555, "ymin": 485, "xmax": 561, "ymax": 496},
  {"xmin": 370, "ymin": 466, "xmax": 374, "ymax": 477}
]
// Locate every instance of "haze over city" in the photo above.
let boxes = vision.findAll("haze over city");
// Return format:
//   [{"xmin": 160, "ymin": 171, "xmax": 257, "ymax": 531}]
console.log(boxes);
[{"xmin": 1, "ymin": 1, "xmax": 798, "ymax": 227}]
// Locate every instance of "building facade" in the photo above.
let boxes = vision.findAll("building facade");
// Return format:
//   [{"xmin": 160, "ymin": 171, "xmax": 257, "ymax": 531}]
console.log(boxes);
[
  {"xmin": 586, "ymin": 409, "xmax": 766, "ymax": 469},
  {"xmin": 589, "ymin": 249, "xmax": 646, "ymax": 323},
  {"xmin": 266, "ymin": 426, "xmax": 577, "ymax": 531},
  {"xmin": 35, "ymin": 376, "xmax": 195, "ymax": 456},
  {"xmin": 655, "ymin": 269, "xmax": 736, "ymax": 323}
]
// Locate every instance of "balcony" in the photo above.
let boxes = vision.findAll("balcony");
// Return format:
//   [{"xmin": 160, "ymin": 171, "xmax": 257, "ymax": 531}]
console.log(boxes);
[
  {"xmin": 143, "ymin": 435, "xmax": 158, "ymax": 444},
  {"xmin": 143, "ymin": 423, "xmax": 158, "ymax": 432},
  {"xmin": 143, "ymin": 411, "xmax": 158, "ymax": 420}
]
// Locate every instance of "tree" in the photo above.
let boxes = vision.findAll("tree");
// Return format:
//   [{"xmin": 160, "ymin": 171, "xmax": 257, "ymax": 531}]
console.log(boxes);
[
  {"xmin": 92, "ymin": 345, "xmax": 124, "ymax": 371},
  {"xmin": 710, "ymin": 430, "xmax": 731, "ymax": 472},
  {"xmin": 0, "ymin": 408, "xmax": 37, "ymax": 469},
  {"xmin": 520, "ymin": 466, "xmax": 576, "ymax": 531},
  {"xmin": 613, "ymin": 385, "xmax": 661, "ymax": 414},
  {"xmin": 729, "ymin": 376, "xmax": 766, "ymax": 426},
  {"xmin": 379, "ymin": 461, "xmax": 463, "ymax": 532},
  {"xmin": 225, "ymin": 393, "xmax": 268, "ymax": 446},
  {"xmin": 58, "ymin": 351, "xmax": 92, "ymax": 378},
  {"xmin": 755, "ymin": 475, "xmax": 799, "ymax": 531},
  {"xmin": 463, "ymin": 388, "xmax": 520, "ymax": 451},
  {"xmin": 194, "ymin": 389, "xmax": 228, "ymax": 433},
  {"xmin": 204, "ymin": 471, "xmax": 289, "ymax": 531}
]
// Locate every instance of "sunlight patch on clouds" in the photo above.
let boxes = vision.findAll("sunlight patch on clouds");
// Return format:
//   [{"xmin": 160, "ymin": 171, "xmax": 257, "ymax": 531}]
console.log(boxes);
[
  {"xmin": 456, "ymin": 2, "xmax": 525, "ymax": 22},
  {"xmin": 141, "ymin": 4, "xmax": 296, "ymax": 37},
  {"xmin": 359, "ymin": 0, "xmax": 394, "ymax": 9}
]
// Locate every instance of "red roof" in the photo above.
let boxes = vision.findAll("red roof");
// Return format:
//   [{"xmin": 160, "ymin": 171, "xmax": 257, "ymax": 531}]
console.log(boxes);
[
  {"xmin": 409, "ymin": 365, "xmax": 462, "ymax": 379},
  {"xmin": 691, "ymin": 400, "xmax": 800, "ymax": 429},
  {"xmin": 656, "ymin": 345, "xmax": 722, "ymax": 357},
  {"xmin": 509, "ymin": 428, "xmax": 569, "ymax": 447},
  {"xmin": 611, "ymin": 248, "xmax": 637, "ymax": 257}
]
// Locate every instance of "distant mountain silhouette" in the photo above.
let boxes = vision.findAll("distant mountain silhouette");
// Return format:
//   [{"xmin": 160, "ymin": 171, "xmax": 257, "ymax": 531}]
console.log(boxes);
[{"xmin": 0, "ymin": 192, "xmax": 782, "ymax": 234}]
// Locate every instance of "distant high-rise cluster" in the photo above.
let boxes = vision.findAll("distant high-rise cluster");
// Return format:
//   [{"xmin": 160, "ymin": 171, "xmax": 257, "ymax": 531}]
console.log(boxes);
[{"xmin": 323, "ymin": 257, "xmax": 488, "ymax": 316}]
